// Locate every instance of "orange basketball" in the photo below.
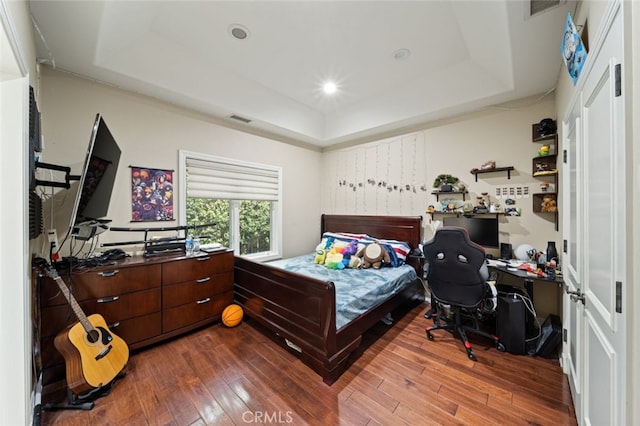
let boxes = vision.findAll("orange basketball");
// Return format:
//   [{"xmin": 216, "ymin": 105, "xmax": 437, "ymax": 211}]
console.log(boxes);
[{"xmin": 222, "ymin": 304, "xmax": 244, "ymax": 327}]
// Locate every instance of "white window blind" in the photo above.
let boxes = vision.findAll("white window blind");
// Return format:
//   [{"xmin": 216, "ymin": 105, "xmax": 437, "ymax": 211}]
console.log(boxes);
[{"xmin": 185, "ymin": 156, "xmax": 280, "ymax": 201}]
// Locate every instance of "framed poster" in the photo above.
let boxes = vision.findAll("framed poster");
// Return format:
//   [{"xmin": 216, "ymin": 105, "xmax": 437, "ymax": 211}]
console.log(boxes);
[
  {"xmin": 130, "ymin": 166, "xmax": 174, "ymax": 222},
  {"xmin": 561, "ymin": 13, "xmax": 587, "ymax": 85}
]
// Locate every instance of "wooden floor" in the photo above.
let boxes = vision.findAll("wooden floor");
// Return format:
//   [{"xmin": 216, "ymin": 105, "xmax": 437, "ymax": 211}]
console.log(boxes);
[{"xmin": 41, "ymin": 302, "xmax": 577, "ymax": 425}]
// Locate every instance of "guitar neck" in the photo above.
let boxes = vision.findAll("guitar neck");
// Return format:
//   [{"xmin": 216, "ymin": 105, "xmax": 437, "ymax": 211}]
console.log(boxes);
[{"xmin": 52, "ymin": 276, "xmax": 94, "ymax": 335}]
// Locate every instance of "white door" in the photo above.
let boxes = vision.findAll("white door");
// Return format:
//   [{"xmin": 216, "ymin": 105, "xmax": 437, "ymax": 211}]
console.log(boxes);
[
  {"xmin": 561, "ymin": 110, "xmax": 583, "ymax": 420},
  {"xmin": 563, "ymin": 3, "xmax": 626, "ymax": 425}
]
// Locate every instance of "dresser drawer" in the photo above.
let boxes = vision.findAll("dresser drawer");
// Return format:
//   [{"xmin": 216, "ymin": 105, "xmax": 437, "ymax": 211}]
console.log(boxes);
[
  {"xmin": 72, "ymin": 264, "xmax": 162, "ymax": 300},
  {"xmin": 40, "ymin": 312, "xmax": 162, "ymax": 372},
  {"xmin": 162, "ymin": 271, "xmax": 233, "ymax": 309},
  {"xmin": 162, "ymin": 251, "xmax": 233, "ymax": 284},
  {"xmin": 81, "ymin": 288, "xmax": 161, "ymax": 321},
  {"xmin": 162, "ymin": 290, "xmax": 233, "ymax": 333},
  {"xmin": 41, "ymin": 264, "xmax": 162, "ymax": 305},
  {"xmin": 107, "ymin": 311, "xmax": 162, "ymax": 346}
]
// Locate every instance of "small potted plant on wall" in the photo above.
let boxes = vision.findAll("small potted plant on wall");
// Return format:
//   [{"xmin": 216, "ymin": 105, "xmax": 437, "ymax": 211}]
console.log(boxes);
[{"xmin": 433, "ymin": 174, "xmax": 460, "ymax": 192}]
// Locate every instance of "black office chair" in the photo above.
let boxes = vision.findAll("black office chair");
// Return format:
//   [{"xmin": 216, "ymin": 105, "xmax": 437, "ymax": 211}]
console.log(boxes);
[{"xmin": 423, "ymin": 226, "xmax": 505, "ymax": 360}]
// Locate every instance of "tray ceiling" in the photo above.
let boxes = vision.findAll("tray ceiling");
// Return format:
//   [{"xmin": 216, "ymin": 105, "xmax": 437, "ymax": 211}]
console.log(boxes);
[{"xmin": 28, "ymin": 1, "xmax": 574, "ymax": 147}]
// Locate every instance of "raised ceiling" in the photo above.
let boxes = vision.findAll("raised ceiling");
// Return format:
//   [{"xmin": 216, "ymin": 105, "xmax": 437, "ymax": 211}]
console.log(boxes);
[{"xmin": 28, "ymin": 1, "xmax": 574, "ymax": 148}]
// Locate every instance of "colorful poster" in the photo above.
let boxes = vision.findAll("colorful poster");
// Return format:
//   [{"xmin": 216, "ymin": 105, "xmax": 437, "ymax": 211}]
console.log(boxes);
[
  {"xmin": 561, "ymin": 13, "xmax": 587, "ymax": 85},
  {"xmin": 130, "ymin": 166, "xmax": 173, "ymax": 221}
]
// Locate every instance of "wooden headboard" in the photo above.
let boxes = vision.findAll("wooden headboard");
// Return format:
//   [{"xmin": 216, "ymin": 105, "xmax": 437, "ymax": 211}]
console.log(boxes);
[{"xmin": 320, "ymin": 215, "xmax": 423, "ymax": 250}]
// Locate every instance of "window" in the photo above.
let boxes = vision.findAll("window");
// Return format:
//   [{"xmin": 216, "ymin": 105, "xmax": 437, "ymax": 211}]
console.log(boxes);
[{"xmin": 179, "ymin": 150, "xmax": 282, "ymax": 260}]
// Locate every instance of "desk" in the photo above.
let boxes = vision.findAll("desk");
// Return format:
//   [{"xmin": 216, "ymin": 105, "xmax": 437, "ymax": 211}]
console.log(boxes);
[{"xmin": 488, "ymin": 262, "xmax": 563, "ymax": 309}]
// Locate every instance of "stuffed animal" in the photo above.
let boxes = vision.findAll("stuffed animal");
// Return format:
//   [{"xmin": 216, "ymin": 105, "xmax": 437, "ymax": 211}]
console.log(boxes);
[
  {"xmin": 356, "ymin": 243, "xmax": 390, "ymax": 269},
  {"xmin": 314, "ymin": 248, "xmax": 327, "ymax": 264},
  {"xmin": 348, "ymin": 256, "xmax": 362, "ymax": 269},
  {"xmin": 541, "ymin": 195, "xmax": 557, "ymax": 212},
  {"xmin": 324, "ymin": 248, "xmax": 345, "ymax": 269}
]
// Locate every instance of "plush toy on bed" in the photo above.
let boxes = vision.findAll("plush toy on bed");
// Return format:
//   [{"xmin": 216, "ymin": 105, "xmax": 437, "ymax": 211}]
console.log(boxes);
[
  {"xmin": 324, "ymin": 248, "xmax": 346, "ymax": 269},
  {"xmin": 356, "ymin": 243, "xmax": 391, "ymax": 269},
  {"xmin": 314, "ymin": 249, "xmax": 327, "ymax": 264}
]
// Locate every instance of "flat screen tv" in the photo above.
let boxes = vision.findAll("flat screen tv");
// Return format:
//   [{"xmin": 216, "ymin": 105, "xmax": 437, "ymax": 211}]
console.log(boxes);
[
  {"xmin": 69, "ymin": 114, "xmax": 121, "ymax": 239},
  {"xmin": 442, "ymin": 215, "xmax": 499, "ymax": 249}
]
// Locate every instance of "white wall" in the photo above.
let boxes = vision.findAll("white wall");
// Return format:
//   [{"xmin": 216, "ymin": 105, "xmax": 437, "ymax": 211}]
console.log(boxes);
[
  {"xmin": 37, "ymin": 67, "xmax": 323, "ymax": 258},
  {"xmin": 321, "ymin": 96, "xmax": 559, "ymax": 254},
  {"xmin": 1, "ymin": 0, "xmax": 37, "ymax": 424}
]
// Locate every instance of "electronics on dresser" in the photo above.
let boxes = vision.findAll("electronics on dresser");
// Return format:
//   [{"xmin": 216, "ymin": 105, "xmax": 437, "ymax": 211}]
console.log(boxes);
[{"xmin": 101, "ymin": 248, "xmax": 127, "ymax": 260}]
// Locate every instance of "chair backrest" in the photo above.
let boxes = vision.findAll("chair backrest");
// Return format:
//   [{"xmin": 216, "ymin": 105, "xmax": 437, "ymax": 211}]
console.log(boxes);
[{"xmin": 423, "ymin": 226, "xmax": 487, "ymax": 308}]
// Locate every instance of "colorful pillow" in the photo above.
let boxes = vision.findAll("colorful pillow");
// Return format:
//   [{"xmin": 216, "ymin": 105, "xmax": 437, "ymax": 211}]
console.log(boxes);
[
  {"xmin": 316, "ymin": 232, "xmax": 370, "ymax": 253},
  {"xmin": 371, "ymin": 238, "xmax": 411, "ymax": 267}
]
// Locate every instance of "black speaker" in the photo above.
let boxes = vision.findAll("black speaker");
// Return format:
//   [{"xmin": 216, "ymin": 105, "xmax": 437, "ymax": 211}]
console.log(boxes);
[
  {"xmin": 496, "ymin": 294, "xmax": 526, "ymax": 355},
  {"xmin": 29, "ymin": 190, "xmax": 43, "ymax": 240},
  {"xmin": 500, "ymin": 243, "xmax": 512, "ymax": 260}
]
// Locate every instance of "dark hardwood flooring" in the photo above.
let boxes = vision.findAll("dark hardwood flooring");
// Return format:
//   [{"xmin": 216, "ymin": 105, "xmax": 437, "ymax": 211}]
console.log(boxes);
[{"xmin": 41, "ymin": 302, "xmax": 577, "ymax": 425}]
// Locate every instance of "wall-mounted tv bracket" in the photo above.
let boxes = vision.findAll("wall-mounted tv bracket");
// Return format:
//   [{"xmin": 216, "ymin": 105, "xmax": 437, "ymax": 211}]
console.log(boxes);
[
  {"xmin": 105, "ymin": 222, "xmax": 216, "ymax": 257},
  {"xmin": 35, "ymin": 161, "xmax": 80, "ymax": 189}
]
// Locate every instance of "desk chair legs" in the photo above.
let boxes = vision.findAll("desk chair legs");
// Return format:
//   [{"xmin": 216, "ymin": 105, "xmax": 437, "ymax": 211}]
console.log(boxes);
[{"xmin": 425, "ymin": 305, "xmax": 506, "ymax": 361}]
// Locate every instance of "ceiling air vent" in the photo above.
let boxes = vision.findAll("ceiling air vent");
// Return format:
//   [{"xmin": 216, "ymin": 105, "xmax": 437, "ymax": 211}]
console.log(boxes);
[
  {"xmin": 228, "ymin": 114, "xmax": 252, "ymax": 124},
  {"xmin": 527, "ymin": 0, "xmax": 563, "ymax": 18}
]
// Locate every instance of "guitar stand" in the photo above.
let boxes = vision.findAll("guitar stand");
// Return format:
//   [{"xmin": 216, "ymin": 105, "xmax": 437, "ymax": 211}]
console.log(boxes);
[{"xmin": 43, "ymin": 371, "xmax": 126, "ymax": 412}]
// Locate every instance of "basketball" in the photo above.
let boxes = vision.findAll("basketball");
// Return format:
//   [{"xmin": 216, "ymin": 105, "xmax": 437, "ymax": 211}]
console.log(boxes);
[{"xmin": 222, "ymin": 304, "xmax": 244, "ymax": 327}]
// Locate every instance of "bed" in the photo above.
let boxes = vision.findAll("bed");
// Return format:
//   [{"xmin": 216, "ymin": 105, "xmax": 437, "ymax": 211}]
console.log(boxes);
[{"xmin": 234, "ymin": 214, "xmax": 425, "ymax": 385}]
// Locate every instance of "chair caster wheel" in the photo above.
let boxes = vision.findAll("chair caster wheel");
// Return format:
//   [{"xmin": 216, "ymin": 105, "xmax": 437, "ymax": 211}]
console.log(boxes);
[
  {"xmin": 426, "ymin": 331, "xmax": 434, "ymax": 340},
  {"xmin": 496, "ymin": 342, "xmax": 506, "ymax": 352},
  {"xmin": 467, "ymin": 352, "xmax": 477, "ymax": 361}
]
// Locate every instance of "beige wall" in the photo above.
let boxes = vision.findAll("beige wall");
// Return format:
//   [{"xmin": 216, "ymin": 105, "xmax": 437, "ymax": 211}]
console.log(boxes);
[
  {"xmin": 322, "ymin": 96, "xmax": 560, "ymax": 255},
  {"xmin": 37, "ymin": 67, "xmax": 323, "ymax": 258}
]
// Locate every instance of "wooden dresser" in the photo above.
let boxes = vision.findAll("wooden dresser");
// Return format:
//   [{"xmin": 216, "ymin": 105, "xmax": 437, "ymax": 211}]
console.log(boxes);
[{"xmin": 37, "ymin": 250, "xmax": 234, "ymax": 387}]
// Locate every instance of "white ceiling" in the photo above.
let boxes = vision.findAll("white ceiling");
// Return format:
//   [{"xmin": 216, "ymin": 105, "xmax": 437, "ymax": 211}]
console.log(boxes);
[{"xmin": 28, "ymin": 1, "xmax": 575, "ymax": 148}]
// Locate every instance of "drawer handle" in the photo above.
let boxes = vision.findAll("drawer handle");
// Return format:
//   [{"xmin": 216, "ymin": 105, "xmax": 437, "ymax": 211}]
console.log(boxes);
[
  {"xmin": 108, "ymin": 322, "xmax": 121, "ymax": 329},
  {"xmin": 196, "ymin": 297, "xmax": 211, "ymax": 304},
  {"xmin": 196, "ymin": 277, "xmax": 211, "ymax": 283},
  {"xmin": 196, "ymin": 256, "xmax": 211, "ymax": 261},
  {"xmin": 98, "ymin": 270, "xmax": 119, "ymax": 277},
  {"xmin": 97, "ymin": 296, "xmax": 120, "ymax": 303}
]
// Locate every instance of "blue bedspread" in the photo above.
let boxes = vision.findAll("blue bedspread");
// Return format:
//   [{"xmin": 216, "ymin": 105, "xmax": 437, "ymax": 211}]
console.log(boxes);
[{"xmin": 267, "ymin": 254, "xmax": 418, "ymax": 329}]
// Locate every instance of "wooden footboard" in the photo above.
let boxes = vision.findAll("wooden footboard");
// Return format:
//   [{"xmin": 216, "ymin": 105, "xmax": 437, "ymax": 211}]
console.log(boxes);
[
  {"xmin": 234, "ymin": 214, "xmax": 425, "ymax": 384},
  {"xmin": 234, "ymin": 256, "xmax": 342, "ymax": 380}
]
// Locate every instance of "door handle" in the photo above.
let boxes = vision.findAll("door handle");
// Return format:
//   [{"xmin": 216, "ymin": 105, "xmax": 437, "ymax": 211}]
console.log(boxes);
[{"xmin": 567, "ymin": 290, "xmax": 585, "ymax": 305}]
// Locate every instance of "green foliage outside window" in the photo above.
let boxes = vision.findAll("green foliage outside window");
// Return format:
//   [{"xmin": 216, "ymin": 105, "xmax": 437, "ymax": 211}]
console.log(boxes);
[
  {"xmin": 186, "ymin": 198, "xmax": 271, "ymax": 255},
  {"xmin": 186, "ymin": 198, "xmax": 230, "ymax": 246}
]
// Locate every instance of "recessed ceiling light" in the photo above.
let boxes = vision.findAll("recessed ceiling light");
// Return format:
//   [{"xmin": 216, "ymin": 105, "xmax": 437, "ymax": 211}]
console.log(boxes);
[
  {"xmin": 229, "ymin": 24, "xmax": 250, "ymax": 40},
  {"xmin": 323, "ymin": 81, "xmax": 337, "ymax": 95},
  {"xmin": 393, "ymin": 48, "xmax": 411, "ymax": 61}
]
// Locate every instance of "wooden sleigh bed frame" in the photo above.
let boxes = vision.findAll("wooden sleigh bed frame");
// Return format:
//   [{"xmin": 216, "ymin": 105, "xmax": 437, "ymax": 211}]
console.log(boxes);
[{"xmin": 234, "ymin": 214, "xmax": 425, "ymax": 385}]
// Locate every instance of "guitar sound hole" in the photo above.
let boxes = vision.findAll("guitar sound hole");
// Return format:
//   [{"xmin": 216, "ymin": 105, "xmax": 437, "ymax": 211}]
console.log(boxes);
[{"xmin": 87, "ymin": 329, "xmax": 100, "ymax": 344}]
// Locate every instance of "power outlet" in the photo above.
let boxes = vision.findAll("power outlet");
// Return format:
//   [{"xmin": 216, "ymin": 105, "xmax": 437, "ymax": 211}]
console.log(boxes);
[{"xmin": 46, "ymin": 229, "xmax": 59, "ymax": 251}]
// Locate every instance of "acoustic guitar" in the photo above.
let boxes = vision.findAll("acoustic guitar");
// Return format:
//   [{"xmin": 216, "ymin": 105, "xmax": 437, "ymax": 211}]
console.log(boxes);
[{"xmin": 36, "ymin": 258, "xmax": 129, "ymax": 396}]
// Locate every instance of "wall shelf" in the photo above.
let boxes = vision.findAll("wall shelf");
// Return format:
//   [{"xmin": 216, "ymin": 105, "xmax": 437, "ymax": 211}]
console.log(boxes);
[
  {"xmin": 531, "ymin": 122, "xmax": 559, "ymax": 230},
  {"xmin": 427, "ymin": 211, "xmax": 503, "ymax": 220},
  {"xmin": 431, "ymin": 190, "xmax": 468, "ymax": 201},
  {"xmin": 470, "ymin": 166, "xmax": 514, "ymax": 182}
]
